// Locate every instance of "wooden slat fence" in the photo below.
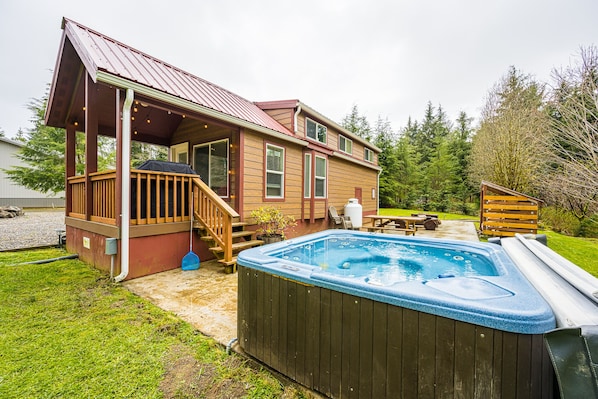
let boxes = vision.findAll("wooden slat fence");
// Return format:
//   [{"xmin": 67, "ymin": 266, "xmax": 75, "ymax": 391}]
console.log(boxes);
[{"xmin": 481, "ymin": 193, "xmax": 540, "ymax": 237}]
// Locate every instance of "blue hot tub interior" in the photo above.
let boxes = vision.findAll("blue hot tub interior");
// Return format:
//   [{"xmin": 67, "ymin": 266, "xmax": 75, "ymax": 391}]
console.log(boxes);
[{"xmin": 237, "ymin": 230, "xmax": 556, "ymax": 334}]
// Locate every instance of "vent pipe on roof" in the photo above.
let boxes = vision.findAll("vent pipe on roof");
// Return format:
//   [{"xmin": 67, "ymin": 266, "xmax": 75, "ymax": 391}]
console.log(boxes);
[
  {"xmin": 114, "ymin": 88, "xmax": 134, "ymax": 282},
  {"xmin": 293, "ymin": 104, "xmax": 302, "ymax": 134}
]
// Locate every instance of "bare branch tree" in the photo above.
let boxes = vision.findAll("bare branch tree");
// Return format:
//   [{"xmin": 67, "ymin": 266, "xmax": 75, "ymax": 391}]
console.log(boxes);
[
  {"xmin": 469, "ymin": 67, "xmax": 548, "ymax": 194},
  {"xmin": 543, "ymin": 46, "xmax": 598, "ymax": 218}
]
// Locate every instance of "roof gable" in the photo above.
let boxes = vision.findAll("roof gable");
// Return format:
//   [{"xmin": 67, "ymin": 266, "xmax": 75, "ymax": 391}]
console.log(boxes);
[{"xmin": 52, "ymin": 18, "xmax": 292, "ymax": 136}]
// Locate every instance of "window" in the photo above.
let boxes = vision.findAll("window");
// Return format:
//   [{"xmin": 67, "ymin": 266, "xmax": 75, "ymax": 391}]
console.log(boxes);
[
  {"xmin": 193, "ymin": 139, "xmax": 229, "ymax": 197},
  {"xmin": 266, "ymin": 144, "xmax": 284, "ymax": 198},
  {"xmin": 364, "ymin": 147, "xmax": 374, "ymax": 163},
  {"xmin": 315, "ymin": 156, "xmax": 327, "ymax": 198},
  {"xmin": 339, "ymin": 135, "xmax": 353, "ymax": 154},
  {"xmin": 170, "ymin": 142, "xmax": 188, "ymax": 164},
  {"xmin": 306, "ymin": 117, "xmax": 327, "ymax": 144},
  {"xmin": 303, "ymin": 153, "xmax": 311, "ymax": 198}
]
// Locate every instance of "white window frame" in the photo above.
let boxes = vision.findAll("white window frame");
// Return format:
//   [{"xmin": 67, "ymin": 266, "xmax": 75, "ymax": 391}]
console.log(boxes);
[
  {"xmin": 265, "ymin": 144, "xmax": 285, "ymax": 198},
  {"xmin": 170, "ymin": 142, "xmax": 188, "ymax": 164},
  {"xmin": 306, "ymin": 117, "xmax": 327, "ymax": 144},
  {"xmin": 364, "ymin": 147, "xmax": 374, "ymax": 163},
  {"xmin": 303, "ymin": 153, "xmax": 311, "ymax": 198},
  {"xmin": 314, "ymin": 155, "xmax": 327, "ymax": 198},
  {"xmin": 193, "ymin": 139, "xmax": 229, "ymax": 198},
  {"xmin": 339, "ymin": 135, "xmax": 353, "ymax": 155}
]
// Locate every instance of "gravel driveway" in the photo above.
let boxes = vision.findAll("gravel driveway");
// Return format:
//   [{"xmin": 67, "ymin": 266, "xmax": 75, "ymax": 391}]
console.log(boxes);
[{"xmin": 0, "ymin": 209, "xmax": 66, "ymax": 251}]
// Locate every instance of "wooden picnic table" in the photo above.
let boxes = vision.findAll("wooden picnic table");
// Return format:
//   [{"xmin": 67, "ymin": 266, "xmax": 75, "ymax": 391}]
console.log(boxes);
[{"xmin": 367, "ymin": 215, "xmax": 427, "ymax": 235}]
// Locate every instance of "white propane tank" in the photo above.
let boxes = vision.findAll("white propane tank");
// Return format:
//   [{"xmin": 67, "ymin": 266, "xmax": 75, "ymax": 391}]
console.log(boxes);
[{"xmin": 344, "ymin": 198, "xmax": 362, "ymax": 229}]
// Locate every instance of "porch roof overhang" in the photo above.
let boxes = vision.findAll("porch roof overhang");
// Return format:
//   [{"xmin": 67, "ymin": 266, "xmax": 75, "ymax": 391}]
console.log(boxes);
[{"xmin": 45, "ymin": 17, "xmax": 307, "ymax": 148}]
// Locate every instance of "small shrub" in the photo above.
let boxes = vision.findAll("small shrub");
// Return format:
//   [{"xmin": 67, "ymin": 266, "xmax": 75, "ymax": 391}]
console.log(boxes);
[{"xmin": 539, "ymin": 206, "xmax": 580, "ymax": 236}]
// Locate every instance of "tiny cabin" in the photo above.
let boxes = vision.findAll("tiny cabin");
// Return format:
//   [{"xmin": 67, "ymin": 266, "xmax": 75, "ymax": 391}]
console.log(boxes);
[{"xmin": 45, "ymin": 18, "xmax": 381, "ymax": 279}]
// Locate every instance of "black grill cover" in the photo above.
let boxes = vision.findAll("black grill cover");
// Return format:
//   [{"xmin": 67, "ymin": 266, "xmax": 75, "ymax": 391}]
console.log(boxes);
[{"xmin": 137, "ymin": 160, "xmax": 197, "ymax": 175}]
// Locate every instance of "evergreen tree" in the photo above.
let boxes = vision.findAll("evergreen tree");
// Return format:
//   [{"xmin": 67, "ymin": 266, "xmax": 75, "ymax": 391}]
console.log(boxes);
[
  {"xmin": 341, "ymin": 104, "xmax": 372, "ymax": 141},
  {"xmin": 448, "ymin": 111, "xmax": 475, "ymax": 208},
  {"xmin": 373, "ymin": 116, "xmax": 400, "ymax": 207},
  {"xmin": 3, "ymin": 96, "xmax": 75, "ymax": 194}
]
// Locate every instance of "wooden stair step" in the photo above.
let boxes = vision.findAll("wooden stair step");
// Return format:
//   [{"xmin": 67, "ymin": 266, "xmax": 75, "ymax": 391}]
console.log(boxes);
[
  {"xmin": 194, "ymin": 221, "xmax": 251, "ymax": 230},
  {"xmin": 209, "ymin": 240, "xmax": 263, "ymax": 253},
  {"xmin": 200, "ymin": 230, "xmax": 256, "ymax": 242},
  {"xmin": 218, "ymin": 257, "xmax": 237, "ymax": 266}
]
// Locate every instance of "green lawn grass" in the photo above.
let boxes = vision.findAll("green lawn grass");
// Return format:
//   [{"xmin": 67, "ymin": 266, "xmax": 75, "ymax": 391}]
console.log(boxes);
[
  {"xmin": 541, "ymin": 230, "xmax": 598, "ymax": 277},
  {"xmin": 0, "ymin": 249, "xmax": 307, "ymax": 398}
]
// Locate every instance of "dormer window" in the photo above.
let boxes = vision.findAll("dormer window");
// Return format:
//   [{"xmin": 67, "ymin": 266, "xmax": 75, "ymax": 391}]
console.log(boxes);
[
  {"xmin": 364, "ymin": 147, "xmax": 374, "ymax": 163},
  {"xmin": 339, "ymin": 135, "xmax": 353, "ymax": 155},
  {"xmin": 306, "ymin": 117, "xmax": 327, "ymax": 144}
]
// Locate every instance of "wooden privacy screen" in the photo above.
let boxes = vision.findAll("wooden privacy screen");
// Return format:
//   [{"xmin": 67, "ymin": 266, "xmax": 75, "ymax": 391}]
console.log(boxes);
[{"xmin": 480, "ymin": 181, "xmax": 542, "ymax": 237}]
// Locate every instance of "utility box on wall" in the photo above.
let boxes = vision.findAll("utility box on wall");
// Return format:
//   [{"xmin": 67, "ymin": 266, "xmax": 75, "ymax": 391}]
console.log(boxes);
[{"xmin": 105, "ymin": 238, "xmax": 118, "ymax": 255}]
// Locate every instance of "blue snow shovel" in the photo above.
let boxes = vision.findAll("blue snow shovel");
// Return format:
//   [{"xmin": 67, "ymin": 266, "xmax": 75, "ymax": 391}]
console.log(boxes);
[{"xmin": 182, "ymin": 196, "xmax": 200, "ymax": 270}]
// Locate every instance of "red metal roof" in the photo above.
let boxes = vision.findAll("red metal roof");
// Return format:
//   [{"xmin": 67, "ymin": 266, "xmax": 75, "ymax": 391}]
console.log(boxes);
[{"xmin": 61, "ymin": 18, "xmax": 292, "ymax": 136}]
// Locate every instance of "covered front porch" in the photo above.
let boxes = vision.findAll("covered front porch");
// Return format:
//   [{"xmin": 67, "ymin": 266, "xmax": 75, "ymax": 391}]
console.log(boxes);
[{"xmin": 46, "ymin": 19, "xmax": 259, "ymax": 279}]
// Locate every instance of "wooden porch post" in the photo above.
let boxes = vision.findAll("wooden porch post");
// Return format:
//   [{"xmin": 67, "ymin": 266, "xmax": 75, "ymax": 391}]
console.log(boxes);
[
  {"xmin": 65, "ymin": 123, "xmax": 76, "ymax": 216},
  {"xmin": 84, "ymin": 73, "xmax": 99, "ymax": 220},
  {"xmin": 236, "ymin": 128, "xmax": 244, "ymax": 217}
]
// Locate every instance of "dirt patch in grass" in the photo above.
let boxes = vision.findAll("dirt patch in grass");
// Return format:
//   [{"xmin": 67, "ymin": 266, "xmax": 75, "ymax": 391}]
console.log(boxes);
[{"xmin": 160, "ymin": 344, "xmax": 249, "ymax": 398}]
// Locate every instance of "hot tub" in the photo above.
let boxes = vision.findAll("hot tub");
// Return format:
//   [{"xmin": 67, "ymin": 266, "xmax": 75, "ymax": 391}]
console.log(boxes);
[{"xmin": 237, "ymin": 230, "xmax": 557, "ymax": 398}]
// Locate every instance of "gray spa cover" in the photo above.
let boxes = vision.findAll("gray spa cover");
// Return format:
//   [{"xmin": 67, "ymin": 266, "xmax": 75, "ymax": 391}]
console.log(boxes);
[{"xmin": 544, "ymin": 325, "xmax": 598, "ymax": 398}]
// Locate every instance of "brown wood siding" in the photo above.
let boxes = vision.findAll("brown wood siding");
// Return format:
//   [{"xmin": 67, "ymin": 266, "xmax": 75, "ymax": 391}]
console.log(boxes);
[
  {"xmin": 262, "ymin": 108, "xmax": 294, "ymax": 131},
  {"xmin": 328, "ymin": 157, "xmax": 377, "ymax": 215},
  {"xmin": 239, "ymin": 267, "xmax": 557, "ymax": 399},
  {"xmin": 241, "ymin": 130, "xmax": 303, "ymax": 219}
]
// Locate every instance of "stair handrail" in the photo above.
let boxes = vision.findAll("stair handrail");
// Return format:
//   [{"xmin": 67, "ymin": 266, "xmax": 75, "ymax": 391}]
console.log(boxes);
[{"xmin": 191, "ymin": 177, "xmax": 239, "ymax": 263}]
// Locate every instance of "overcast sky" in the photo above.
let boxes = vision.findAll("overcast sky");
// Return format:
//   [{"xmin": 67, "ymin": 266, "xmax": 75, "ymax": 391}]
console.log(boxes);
[{"xmin": 1, "ymin": 0, "xmax": 596, "ymax": 138}]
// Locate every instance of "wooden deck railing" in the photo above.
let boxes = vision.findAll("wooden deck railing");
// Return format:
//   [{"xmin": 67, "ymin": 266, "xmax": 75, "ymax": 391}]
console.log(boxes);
[
  {"xmin": 192, "ymin": 177, "xmax": 239, "ymax": 263},
  {"xmin": 67, "ymin": 169, "xmax": 239, "ymax": 262},
  {"xmin": 68, "ymin": 175, "xmax": 86, "ymax": 219},
  {"xmin": 68, "ymin": 169, "xmax": 196, "ymax": 225}
]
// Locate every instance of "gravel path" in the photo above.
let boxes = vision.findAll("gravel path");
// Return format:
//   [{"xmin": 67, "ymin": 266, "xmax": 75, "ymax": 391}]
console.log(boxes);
[{"xmin": 0, "ymin": 210, "xmax": 66, "ymax": 251}]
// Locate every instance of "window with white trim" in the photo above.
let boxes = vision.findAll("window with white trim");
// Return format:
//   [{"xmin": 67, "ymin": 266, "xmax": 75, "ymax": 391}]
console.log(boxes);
[
  {"xmin": 364, "ymin": 147, "xmax": 374, "ymax": 163},
  {"xmin": 193, "ymin": 139, "xmax": 229, "ymax": 197},
  {"xmin": 266, "ymin": 144, "xmax": 284, "ymax": 198},
  {"xmin": 339, "ymin": 135, "xmax": 353, "ymax": 155},
  {"xmin": 315, "ymin": 156, "xmax": 327, "ymax": 198},
  {"xmin": 306, "ymin": 117, "xmax": 327, "ymax": 144},
  {"xmin": 303, "ymin": 153, "xmax": 311, "ymax": 198}
]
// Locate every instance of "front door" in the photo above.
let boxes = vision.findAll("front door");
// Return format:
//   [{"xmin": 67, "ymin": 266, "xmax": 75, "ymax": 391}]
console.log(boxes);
[{"xmin": 193, "ymin": 139, "xmax": 229, "ymax": 198}]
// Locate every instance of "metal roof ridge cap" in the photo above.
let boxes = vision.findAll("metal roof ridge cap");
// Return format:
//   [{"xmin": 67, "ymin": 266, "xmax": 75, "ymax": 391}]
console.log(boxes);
[
  {"xmin": 97, "ymin": 72, "xmax": 309, "ymax": 147},
  {"xmin": 298, "ymin": 101, "xmax": 381, "ymax": 152},
  {"xmin": 63, "ymin": 18, "xmax": 99, "ymax": 82}
]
